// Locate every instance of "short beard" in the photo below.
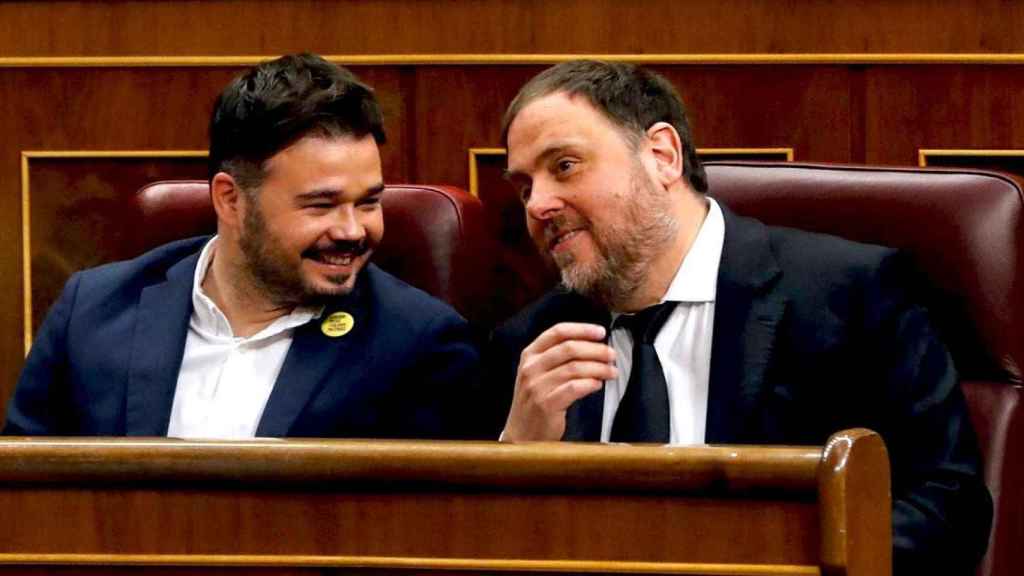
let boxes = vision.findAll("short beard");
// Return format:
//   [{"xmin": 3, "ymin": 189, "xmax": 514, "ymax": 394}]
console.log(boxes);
[
  {"xmin": 237, "ymin": 199, "xmax": 353, "ymax": 309},
  {"xmin": 556, "ymin": 164, "xmax": 679, "ymax": 309}
]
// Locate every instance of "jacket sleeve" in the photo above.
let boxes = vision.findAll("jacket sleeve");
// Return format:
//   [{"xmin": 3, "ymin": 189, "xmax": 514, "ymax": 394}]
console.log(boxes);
[
  {"xmin": 396, "ymin": 310, "xmax": 484, "ymax": 440},
  {"xmin": 866, "ymin": 253, "xmax": 993, "ymax": 574},
  {"xmin": 3, "ymin": 272, "xmax": 82, "ymax": 435}
]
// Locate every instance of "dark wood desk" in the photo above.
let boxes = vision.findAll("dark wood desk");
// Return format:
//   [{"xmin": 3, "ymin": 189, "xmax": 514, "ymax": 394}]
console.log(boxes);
[{"xmin": 0, "ymin": 428, "xmax": 889, "ymax": 575}]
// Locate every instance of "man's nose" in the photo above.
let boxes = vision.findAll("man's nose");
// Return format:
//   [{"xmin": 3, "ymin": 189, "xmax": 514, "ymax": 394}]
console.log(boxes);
[
  {"xmin": 327, "ymin": 206, "xmax": 365, "ymax": 240},
  {"xmin": 525, "ymin": 180, "xmax": 564, "ymax": 222}
]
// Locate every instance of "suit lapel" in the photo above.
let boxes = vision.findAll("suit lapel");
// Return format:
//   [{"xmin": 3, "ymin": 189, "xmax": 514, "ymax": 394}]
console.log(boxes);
[
  {"xmin": 255, "ymin": 280, "xmax": 369, "ymax": 437},
  {"xmin": 126, "ymin": 252, "xmax": 198, "ymax": 436},
  {"xmin": 557, "ymin": 291, "xmax": 612, "ymax": 442},
  {"xmin": 705, "ymin": 205, "xmax": 786, "ymax": 444}
]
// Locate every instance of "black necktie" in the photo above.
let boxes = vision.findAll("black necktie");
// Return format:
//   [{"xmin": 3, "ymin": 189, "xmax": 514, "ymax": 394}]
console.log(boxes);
[{"xmin": 609, "ymin": 301, "xmax": 676, "ymax": 443}]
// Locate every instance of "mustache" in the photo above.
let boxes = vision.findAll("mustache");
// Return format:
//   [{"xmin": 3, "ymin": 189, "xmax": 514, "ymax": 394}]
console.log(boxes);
[
  {"xmin": 302, "ymin": 239, "xmax": 370, "ymax": 258},
  {"xmin": 543, "ymin": 214, "xmax": 586, "ymax": 245}
]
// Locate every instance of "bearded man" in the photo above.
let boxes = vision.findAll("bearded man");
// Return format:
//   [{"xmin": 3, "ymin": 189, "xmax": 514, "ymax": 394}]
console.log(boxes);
[
  {"xmin": 486, "ymin": 60, "xmax": 991, "ymax": 574},
  {"xmin": 5, "ymin": 53, "xmax": 478, "ymax": 439}
]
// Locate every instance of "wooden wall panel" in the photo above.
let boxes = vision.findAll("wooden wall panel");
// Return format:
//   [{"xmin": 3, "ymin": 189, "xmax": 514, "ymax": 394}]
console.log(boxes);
[
  {"xmin": 864, "ymin": 66, "xmax": 1024, "ymax": 165},
  {"xmin": 25, "ymin": 156, "xmax": 208, "ymax": 334},
  {"xmin": 649, "ymin": 66, "xmax": 853, "ymax": 161},
  {"xmin": 3, "ymin": 0, "xmax": 1024, "ymax": 56},
  {"xmin": 412, "ymin": 66, "xmax": 544, "ymax": 188},
  {"xmin": 415, "ymin": 65, "xmax": 854, "ymax": 191}
]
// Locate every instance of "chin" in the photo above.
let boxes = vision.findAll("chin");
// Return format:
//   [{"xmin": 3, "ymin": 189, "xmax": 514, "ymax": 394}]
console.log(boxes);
[
  {"xmin": 558, "ymin": 262, "xmax": 599, "ymax": 294},
  {"xmin": 303, "ymin": 271, "xmax": 360, "ymax": 298}
]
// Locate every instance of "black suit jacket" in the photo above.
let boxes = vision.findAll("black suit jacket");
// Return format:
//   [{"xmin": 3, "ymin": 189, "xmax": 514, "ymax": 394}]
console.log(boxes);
[
  {"xmin": 486, "ymin": 206, "xmax": 992, "ymax": 573},
  {"xmin": 6, "ymin": 236, "xmax": 480, "ymax": 439}
]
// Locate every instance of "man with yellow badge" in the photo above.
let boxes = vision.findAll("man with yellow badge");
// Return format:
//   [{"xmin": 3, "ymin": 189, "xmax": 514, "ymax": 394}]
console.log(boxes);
[{"xmin": 4, "ymin": 54, "xmax": 479, "ymax": 439}]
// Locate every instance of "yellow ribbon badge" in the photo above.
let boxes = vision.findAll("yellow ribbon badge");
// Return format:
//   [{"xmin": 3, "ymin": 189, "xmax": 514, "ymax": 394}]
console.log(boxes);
[{"xmin": 321, "ymin": 311, "xmax": 355, "ymax": 337}]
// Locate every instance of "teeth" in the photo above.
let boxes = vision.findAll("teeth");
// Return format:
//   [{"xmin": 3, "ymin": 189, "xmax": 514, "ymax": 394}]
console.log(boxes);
[
  {"xmin": 319, "ymin": 253, "xmax": 355, "ymax": 266},
  {"xmin": 552, "ymin": 230, "xmax": 576, "ymax": 248}
]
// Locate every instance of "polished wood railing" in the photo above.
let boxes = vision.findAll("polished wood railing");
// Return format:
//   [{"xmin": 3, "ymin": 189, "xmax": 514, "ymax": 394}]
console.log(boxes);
[{"xmin": 0, "ymin": 428, "xmax": 889, "ymax": 575}]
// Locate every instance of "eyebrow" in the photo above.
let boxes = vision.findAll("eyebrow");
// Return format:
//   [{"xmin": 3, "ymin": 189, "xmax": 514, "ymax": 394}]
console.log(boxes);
[
  {"xmin": 295, "ymin": 182, "xmax": 386, "ymax": 202},
  {"xmin": 504, "ymin": 143, "xmax": 574, "ymax": 182}
]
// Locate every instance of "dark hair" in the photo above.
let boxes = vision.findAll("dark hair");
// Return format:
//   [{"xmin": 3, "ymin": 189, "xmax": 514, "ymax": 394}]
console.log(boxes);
[
  {"xmin": 208, "ymin": 53, "xmax": 386, "ymax": 190},
  {"xmin": 501, "ymin": 60, "xmax": 707, "ymax": 193}
]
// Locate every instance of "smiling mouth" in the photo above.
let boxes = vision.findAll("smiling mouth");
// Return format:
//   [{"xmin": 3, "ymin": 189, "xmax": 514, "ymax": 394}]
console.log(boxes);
[
  {"xmin": 314, "ymin": 252, "xmax": 357, "ymax": 266},
  {"xmin": 548, "ymin": 228, "xmax": 583, "ymax": 252},
  {"xmin": 304, "ymin": 242, "xmax": 368, "ymax": 267}
]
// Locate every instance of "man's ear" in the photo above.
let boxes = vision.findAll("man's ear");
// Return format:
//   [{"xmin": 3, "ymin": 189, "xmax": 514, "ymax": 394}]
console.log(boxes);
[
  {"xmin": 645, "ymin": 122, "xmax": 684, "ymax": 187},
  {"xmin": 210, "ymin": 172, "xmax": 246, "ymax": 230}
]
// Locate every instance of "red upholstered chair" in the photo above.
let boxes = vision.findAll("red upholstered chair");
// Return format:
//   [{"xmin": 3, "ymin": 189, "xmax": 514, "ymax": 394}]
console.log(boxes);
[
  {"xmin": 132, "ymin": 181, "xmax": 493, "ymax": 324},
  {"xmin": 706, "ymin": 161, "xmax": 1023, "ymax": 576}
]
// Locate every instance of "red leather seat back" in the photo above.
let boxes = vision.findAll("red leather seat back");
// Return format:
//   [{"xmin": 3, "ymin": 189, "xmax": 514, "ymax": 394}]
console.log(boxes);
[
  {"xmin": 706, "ymin": 161, "xmax": 1023, "ymax": 576},
  {"xmin": 133, "ymin": 181, "xmax": 493, "ymax": 323}
]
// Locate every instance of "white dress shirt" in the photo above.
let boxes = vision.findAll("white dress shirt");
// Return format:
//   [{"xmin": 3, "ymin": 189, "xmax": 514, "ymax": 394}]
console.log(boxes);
[
  {"xmin": 602, "ymin": 197, "xmax": 725, "ymax": 445},
  {"xmin": 167, "ymin": 237, "xmax": 323, "ymax": 439}
]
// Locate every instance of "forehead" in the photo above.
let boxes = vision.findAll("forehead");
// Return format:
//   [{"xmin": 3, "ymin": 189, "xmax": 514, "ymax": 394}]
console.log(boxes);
[
  {"xmin": 264, "ymin": 134, "xmax": 381, "ymax": 180},
  {"xmin": 506, "ymin": 92, "xmax": 626, "ymax": 170}
]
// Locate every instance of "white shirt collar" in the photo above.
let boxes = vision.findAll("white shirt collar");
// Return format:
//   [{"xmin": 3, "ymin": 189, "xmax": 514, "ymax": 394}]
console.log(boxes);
[
  {"xmin": 662, "ymin": 196, "xmax": 725, "ymax": 304},
  {"xmin": 190, "ymin": 237, "xmax": 323, "ymax": 342}
]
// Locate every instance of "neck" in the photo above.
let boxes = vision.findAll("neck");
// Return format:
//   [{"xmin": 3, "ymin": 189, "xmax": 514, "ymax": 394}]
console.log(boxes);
[
  {"xmin": 202, "ymin": 241, "xmax": 292, "ymax": 338},
  {"xmin": 616, "ymin": 191, "xmax": 709, "ymax": 313}
]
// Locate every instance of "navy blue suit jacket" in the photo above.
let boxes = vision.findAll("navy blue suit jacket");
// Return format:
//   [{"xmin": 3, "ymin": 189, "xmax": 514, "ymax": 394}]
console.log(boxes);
[
  {"xmin": 485, "ymin": 206, "xmax": 992, "ymax": 574},
  {"xmin": 5, "ymin": 236, "xmax": 480, "ymax": 439}
]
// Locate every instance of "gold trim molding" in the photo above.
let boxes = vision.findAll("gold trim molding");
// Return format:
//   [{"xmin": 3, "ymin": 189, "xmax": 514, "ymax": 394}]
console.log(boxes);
[
  {"xmin": 0, "ymin": 553, "xmax": 819, "ymax": 575},
  {"xmin": 20, "ymin": 150, "xmax": 208, "ymax": 355},
  {"xmin": 3, "ymin": 53, "xmax": 1024, "ymax": 68},
  {"xmin": 468, "ymin": 147, "xmax": 508, "ymax": 197},
  {"xmin": 700, "ymin": 147, "xmax": 795, "ymax": 161},
  {"xmin": 918, "ymin": 148, "xmax": 1024, "ymax": 167},
  {"xmin": 468, "ymin": 147, "xmax": 794, "ymax": 197}
]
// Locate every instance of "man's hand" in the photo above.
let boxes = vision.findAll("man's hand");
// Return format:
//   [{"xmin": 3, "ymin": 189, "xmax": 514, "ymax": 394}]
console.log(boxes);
[{"xmin": 501, "ymin": 322, "xmax": 617, "ymax": 441}]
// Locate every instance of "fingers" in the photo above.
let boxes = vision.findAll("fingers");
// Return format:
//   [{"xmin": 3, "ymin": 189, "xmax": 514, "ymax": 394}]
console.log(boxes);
[
  {"xmin": 519, "ymin": 322, "xmax": 617, "ymax": 393},
  {"xmin": 519, "ymin": 338, "xmax": 617, "ymax": 380},
  {"xmin": 525, "ymin": 322, "xmax": 608, "ymax": 355},
  {"xmin": 542, "ymin": 377, "xmax": 605, "ymax": 412},
  {"xmin": 502, "ymin": 322, "xmax": 617, "ymax": 442},
  {"xmin": 520, "ymin": 322, "xmax": 614, "ymax": 376},
  {"xmin": 519, "ymin": 359, "xmax": 617, "ymax": 408}
]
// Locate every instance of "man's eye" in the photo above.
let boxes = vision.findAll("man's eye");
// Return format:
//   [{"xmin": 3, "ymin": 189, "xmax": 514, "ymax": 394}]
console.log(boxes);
[
  {"xmin": 555, "ymin": 159, "xmax": 576, "ymax": 174},
  {"xmin": 358, "ymin": 197, "xmax": 382, "ymax": 209}
]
